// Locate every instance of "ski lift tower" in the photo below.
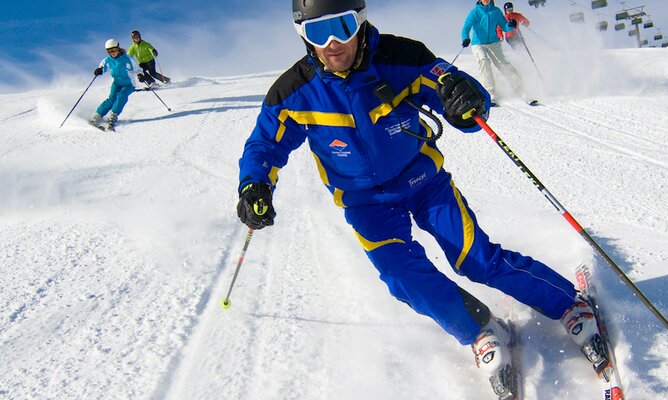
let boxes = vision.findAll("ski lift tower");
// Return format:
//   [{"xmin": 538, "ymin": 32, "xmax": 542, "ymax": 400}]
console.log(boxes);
[{"xmin": 616, "ymin": 6, "xmax": 647, "ymax": 47}]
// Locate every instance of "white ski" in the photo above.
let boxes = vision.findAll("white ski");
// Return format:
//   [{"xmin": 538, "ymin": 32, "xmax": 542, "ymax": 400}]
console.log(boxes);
[{"xmin": 575, "ymin": 264, "xmax": 625, "ymax": 400}]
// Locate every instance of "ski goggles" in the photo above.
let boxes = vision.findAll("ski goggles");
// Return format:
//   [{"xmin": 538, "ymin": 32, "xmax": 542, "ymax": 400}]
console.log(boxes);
[{"xmin": 294, "ymin": 9, "xmax": 367, "ymax": 48}]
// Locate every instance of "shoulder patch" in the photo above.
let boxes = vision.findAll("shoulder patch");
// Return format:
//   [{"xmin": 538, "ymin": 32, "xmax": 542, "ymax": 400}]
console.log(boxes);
[
  {"xmin": 429, "ymin": 62, "xmax": 449, "ymax": 77},
  {"xmin": 265, "ymin": 56, "xmax": 316, "ymax": 107}
]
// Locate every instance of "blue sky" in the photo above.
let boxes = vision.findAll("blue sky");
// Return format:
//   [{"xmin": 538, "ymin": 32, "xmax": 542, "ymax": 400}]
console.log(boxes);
[{"xmin": 1, "ymin": 0, "xmax": 666, "ymax": 93}]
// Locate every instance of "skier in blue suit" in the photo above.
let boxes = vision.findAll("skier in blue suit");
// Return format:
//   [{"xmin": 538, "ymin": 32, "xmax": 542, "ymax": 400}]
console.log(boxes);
[
  {"xmin": 89, "ymin": 38, "xmax": 143, "ymax": 131},
  {"xmin": 237, "ymin": 1, "xmax": 599, "ymax": 396}
]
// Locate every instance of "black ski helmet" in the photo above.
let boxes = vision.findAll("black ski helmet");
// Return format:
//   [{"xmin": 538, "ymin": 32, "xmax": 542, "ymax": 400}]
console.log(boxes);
[
  {"xmin": 504, "ymin": 2, "xmax": 514, "ymax": 11},
  {"xmin": 292, "ymin": 0, "xmax": 366, "ymax": 24}
]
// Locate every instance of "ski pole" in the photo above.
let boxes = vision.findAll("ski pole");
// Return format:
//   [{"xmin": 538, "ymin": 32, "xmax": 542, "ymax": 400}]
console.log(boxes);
[
  {"xmin": 516, "ymin": 29, "xmax": 543, "ymax": 82},
  {"xmin": 156, "ymin": 58, "xmax": 167, "ymax": 82},
  {"xmin": 473, "ymin": 114, "xmax": 668, "ymax": 330},
  {"xmin": 59, "ymin": 75, "xmax": 98, "ymax": 128},
  {"xmin": 525, "ymin": 26, "xmax": 557, "ymax": 49},
  {"xmin": 221, "ymin": 228, "xmax": 255, "ymax": 309},
  {"xmin": 146, "ymin": 85, "xmax": 172, "ymax": 111},
  {"xmin": 450, "ymin": 46, "xmax": 466, "ymax": 66}
]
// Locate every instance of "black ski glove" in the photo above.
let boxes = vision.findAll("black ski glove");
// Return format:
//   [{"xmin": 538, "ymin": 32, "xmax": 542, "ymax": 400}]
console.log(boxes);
[
  {"xmin": 237, "ymin": 183, "xmax": 276, "ymax": 230},
  {"xmin": 137, "ymin": 73, "xmax": 146, "ymax": 83},
  {"xmin": 152, "ymin": 49, "xmax": 158, "ymax": 57},
  {"xmin": 437, "ymin": 71, "xmax": 486, "ymax": 129},
  {"xmin": 94, "ymin": 67, "xmax": 103, "ymax": 76},
  {"xmin": 462, "ymin": 38, "xmax": 471, "ymax": 48},
  {"xmin": 509, "ymin": 19, "xmax": 518, "ymax": 28}
]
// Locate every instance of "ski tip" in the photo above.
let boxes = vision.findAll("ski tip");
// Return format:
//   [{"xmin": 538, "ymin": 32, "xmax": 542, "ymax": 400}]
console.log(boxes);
[
  {"xmin": 610, "ymin": 386, "xmax": 624, "ymax": 400},
  {"xmin": 528, "ymin": 100, "xmax": 540, "ymax": 106}
]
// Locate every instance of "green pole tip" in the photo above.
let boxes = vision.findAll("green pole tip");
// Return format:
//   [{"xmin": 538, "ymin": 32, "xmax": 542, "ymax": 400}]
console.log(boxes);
[{"xmin": 221, "ymin": 298, "xmax": 231, "ymax": 310}]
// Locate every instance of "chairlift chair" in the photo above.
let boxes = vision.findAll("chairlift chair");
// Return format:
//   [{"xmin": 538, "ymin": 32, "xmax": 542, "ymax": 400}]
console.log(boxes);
[
  {"xmin": 615, "ymin": 11, "xmax": 629, "ymax": 20},
  {"xmin": 654, "ymin": 34, "xmax": 663, "ymax": 41},
  {"xmin": 528, "ymin": 0, "xmax": 547, "ymax": 8},
  {"xmin": 662, "ymin": 42, "xmax": 668, "ymax": 48},
  {"xmin": 570, "ymin": 12, "xmax": 585, "ymax": 24},
  {"xmin": 631, "ymin": 17, "xmax": 643, "ymax": 25},
  {"xmin": 591, "ymin": 0, "xmax": 607, "ymax": 9},
  {"xmin": 597, "ymin": 20, "xmax": 608, "ymax": 31},
  {"xmin": 640, "ymin": 39, "xmax": 648, "ymax": 46},
  {"xmin": 628, "ymin": 30, "xmax": 638, "ymax": 37},
  {"xmin": 614, "ymin": 22, "xmax": 625, "ymax": 31},
  {"xmin": 644, "ymin": 21, "xmax": 654, "ymax": 29}
]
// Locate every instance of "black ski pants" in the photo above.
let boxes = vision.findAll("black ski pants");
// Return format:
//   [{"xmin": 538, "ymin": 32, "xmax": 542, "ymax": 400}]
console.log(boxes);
[{"xmin": 139, "ymin": 59, "xmax": 170, "ymax": 84}]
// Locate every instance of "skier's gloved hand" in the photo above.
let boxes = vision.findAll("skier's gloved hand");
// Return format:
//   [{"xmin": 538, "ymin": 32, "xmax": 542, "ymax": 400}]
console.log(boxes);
[
  {"xmin": 462, "ymin": 38, "xmax": 471, "ymax": 48},
  {"xmin": 152, "ymin": 49, "xmax": 158, "ymax": 57},
  {"xmin": 137, "ymin": 73, "xmax": 146, "ymax": 83},
  {"xmin": 437, "ymin": 71, "xmax": 486, "ymax": 129},
  {"xmin": 237, "ymin": 183, "xmax": 276, "ymax": 230},
  {"xmin": 94, "ymin": 67, "xmax": 103, "ymax": 76},
  {"xmin": 508, "ymin": 19, "xmax": 518, "ymax": 28}
]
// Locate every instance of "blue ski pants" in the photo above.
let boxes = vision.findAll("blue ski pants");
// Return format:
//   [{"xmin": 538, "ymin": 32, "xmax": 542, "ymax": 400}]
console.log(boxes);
[
  {"xmin": 96, "ymin": 83, "xmax": 134, "ymax": 116},
  {"xmin": 344, "ymin": 170, "xmax": 577, "ymax": 345}
]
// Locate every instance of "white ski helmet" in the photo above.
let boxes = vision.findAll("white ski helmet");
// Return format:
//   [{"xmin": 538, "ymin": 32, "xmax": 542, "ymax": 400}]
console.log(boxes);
[{"xmin": 105, "ymin": 39, "xmax": 120, "ymax": 49}]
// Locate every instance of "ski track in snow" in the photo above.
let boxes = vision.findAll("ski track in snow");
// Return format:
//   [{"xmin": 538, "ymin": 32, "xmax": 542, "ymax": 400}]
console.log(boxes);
[{"xmin": 1, "ymin": 51, "xmax": 667, "ymax": 400}]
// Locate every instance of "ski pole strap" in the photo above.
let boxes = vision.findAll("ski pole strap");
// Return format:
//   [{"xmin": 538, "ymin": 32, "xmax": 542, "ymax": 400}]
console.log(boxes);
[{"xmin": 474, "ymin": 115, "xmax": 668, "ymax": 330}]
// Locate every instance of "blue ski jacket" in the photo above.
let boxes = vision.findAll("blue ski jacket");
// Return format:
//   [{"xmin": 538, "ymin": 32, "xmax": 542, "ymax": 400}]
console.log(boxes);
[
  {"xmin": 239, "ymin": 25, "xmax": 490, "ymax": 208},
  {"xmin": 462, "ymin": 1, "xmax": 515, "ymax": 45},
  {"xmin": 97, "ymin": 50, "xmax": 140, "ymax": 88}
]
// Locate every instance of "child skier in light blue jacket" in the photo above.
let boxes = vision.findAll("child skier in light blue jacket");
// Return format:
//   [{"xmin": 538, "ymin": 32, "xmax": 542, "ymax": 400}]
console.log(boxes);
[{"xmin": 90, "ymin": 38, "xmax": 143, "ymax": 131}]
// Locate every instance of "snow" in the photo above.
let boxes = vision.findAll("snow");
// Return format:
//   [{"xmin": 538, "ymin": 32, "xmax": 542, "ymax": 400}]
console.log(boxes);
[{"xmin": 1, "ymin": 47, "xmax": 667, "ymax": 400}]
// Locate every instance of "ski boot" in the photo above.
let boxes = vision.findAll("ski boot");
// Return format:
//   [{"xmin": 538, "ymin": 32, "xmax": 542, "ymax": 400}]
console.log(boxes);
[
  {"xmin": 106, "ymin": 112, "xmax": 118, "ymax": 132},
  {"xmin": 472, "ymin": 317, "xmax": 517, "ymax": 400},
  {"xmin": 89, "ymin": 112, "xmax": 102, "ymax": 127},
  {"xmin": 561, "ymin": 295, "xmax": 611, "ymax": 380}
]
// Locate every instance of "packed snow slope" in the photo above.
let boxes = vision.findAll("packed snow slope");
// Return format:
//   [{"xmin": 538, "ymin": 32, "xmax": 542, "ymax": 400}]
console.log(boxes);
[{"xmin": 1, "ymin": 48, "xmax": 667, "ymax": 400}]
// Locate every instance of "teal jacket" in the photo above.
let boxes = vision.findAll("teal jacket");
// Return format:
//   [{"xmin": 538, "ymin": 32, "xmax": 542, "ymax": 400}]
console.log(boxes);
[
  {"xmin": 97, "ymin": 50, "xmax": 139, "ymax": 87},
  {"xmin": 462, "ymin": 1, "xmax": 515, "ymax": 45}
]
